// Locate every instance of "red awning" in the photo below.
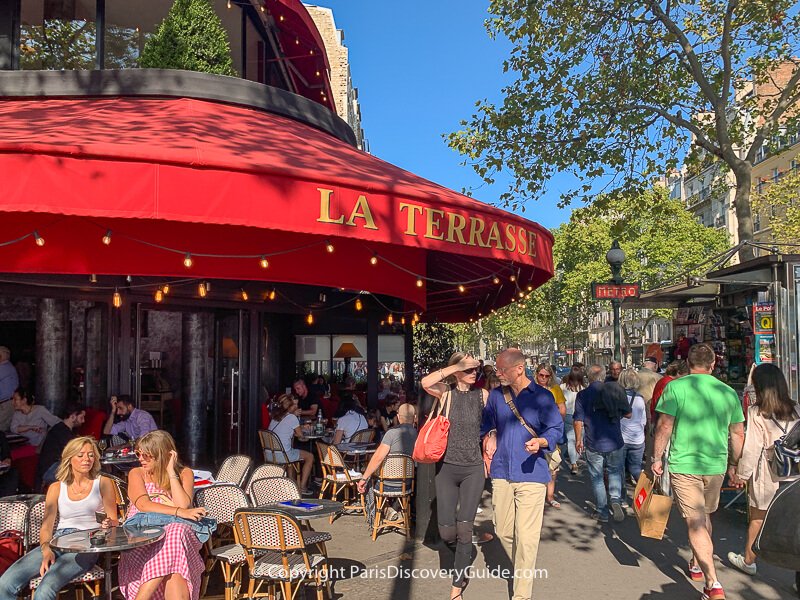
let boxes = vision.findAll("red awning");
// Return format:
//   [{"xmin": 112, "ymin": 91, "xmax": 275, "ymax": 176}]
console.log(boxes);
[{"xmin": 0, "ymin": 96, "xmax": 553, "ymax": 321}]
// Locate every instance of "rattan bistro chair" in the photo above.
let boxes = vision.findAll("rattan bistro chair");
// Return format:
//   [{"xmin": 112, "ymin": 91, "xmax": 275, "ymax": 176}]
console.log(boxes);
[
  {"xmin": 317, "ymin": 444, "xmax": 365, "ymax": 523},
  {"xmin": 194, "ymin": 483, "xmax": 252, "ymax": 600},
  {"xmin": 27, "ymin": 500, "xmax": 105, "ymax": 600},
  {"xmin": 244, "ymin": 464, "xmax": 287, "ymax": 497},
  {"xmin": 371, "ymin": 454, "xmax": 415, "ymax": 541},
  {"xmin": 0, "ymin": 498, "xmax": 29, "ymax": 545},
  {"xmin": 248, "ymin": 477, "xmax": 331, "ymax": 554},
  {"xmin": 100, "ymin": 472, "xmax": 129, "ymax": 522},
  {"xmin": 349, "ymin": 428, "xmax": 375, "ymax": 444},
  {"xmin": 216, "ymin": 454, "xmax": 253, "ymax": 487},
  {"xmin": 233, "ymin": 509, "xmax": 328, "ymax": 600},
  {"xmin": 258, "ymin": 430, "xmax": 302, "ymax": 483}
]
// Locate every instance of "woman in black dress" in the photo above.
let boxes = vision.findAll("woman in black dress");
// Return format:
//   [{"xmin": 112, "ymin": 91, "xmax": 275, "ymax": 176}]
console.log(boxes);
[{"xmin": 421, "ymin": 353, "xmax": 488, "ymax": 600}]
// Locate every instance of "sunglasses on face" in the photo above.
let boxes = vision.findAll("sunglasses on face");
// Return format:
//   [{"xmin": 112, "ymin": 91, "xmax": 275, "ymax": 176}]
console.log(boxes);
[
  {"xmin": 134, "ymin": 450, "xmax": 154, "ymax": 461},
  {"xmin": 462, "ymin": 367, "xmax": 478, "ymax": 374},
  {"xmin": 537, "ymin": 372, "xmax": 549, "ymax": 378}
]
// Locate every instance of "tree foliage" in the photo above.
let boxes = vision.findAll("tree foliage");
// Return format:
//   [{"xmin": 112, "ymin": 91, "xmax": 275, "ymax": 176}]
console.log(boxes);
[
  {"xmin": 751, "ymin": 169, "xmax": 800, "ymax": 243},
  {"xmin": 413, "ymin": 323, "xmax": 456, "ymax": 376},
  {"xmin": 140, "ymin": 0, "xmax": 236, "ymax": 76},
  {"xmin": 449, "ymin": 0, "xmax": 800, "ymax": 261}
]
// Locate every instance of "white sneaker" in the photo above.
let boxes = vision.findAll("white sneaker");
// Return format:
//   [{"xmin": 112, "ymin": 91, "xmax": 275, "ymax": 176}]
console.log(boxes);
[{"xmin": 727, "ymin": 552, "xmax": 756, "ymax": 576}]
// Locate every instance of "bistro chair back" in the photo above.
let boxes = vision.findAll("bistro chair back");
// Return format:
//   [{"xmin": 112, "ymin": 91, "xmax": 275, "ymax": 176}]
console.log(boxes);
[
  {"xmin": 249, "ymin": 476, "xmax": 301, "ymax": 507},
  {"xmin": 258, "ymin": 430, "xmax": 302, "ymax": 483},
  {"xmin": 372, "ymin": 454, "xmax": 415, "ymax": 540},
  {"xmin": 350, "ymin": 428, "xmax": 375, "ymax": 444},
  {"xmin": 317, "ymin": 445, "xmax": 364, "ymax": 523},
  {"xmin": 195, "ymin": 483, "xmax": 251, "ymax": 525},
  {"xmin": 100, "ymin": 472, "xmax": 129, "ymax": 521},
  {"xmin": 215, "ymin": 454, "xmax": 252, "ymax": 487},
  {"xmin": 245, "ymin": 464, "xmax": 287, "ymax": 495},
  {"xmin": 26, "ymin": 500, "xmax": 49, "ymax": 550},
  {"xmin": 0, "ymin": 499, "xmax": 29, "ymax": 542}
]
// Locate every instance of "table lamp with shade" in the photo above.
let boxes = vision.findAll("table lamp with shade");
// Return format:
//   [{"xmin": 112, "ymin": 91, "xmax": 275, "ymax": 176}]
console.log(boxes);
[{"xmin": 334, "ymin": 342, "xmax": 362, "ymax": 376}]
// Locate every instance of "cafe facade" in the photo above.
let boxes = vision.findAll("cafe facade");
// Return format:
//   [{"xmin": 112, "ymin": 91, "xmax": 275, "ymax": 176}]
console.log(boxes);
[{"xmin": 0, "ymin": 0, "xmax": 554, "ymax": 466}]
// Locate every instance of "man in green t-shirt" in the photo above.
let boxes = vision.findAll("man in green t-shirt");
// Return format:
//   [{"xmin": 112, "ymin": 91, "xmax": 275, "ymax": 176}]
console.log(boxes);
[{"xmin": 653, "ymin": 343, "xmax": 744, "ymax": 600}]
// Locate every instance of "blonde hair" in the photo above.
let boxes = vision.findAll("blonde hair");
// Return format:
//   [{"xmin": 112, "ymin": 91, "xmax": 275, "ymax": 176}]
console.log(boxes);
[
  {"xmin": 444, "ymin": 352, "xmax": 467, "ymax": 385},
  {"xmin": 135, "ymin": 430, "xmax": 184, "ymax": 492},
  {"xmin": 55, "ymin": 436, "xmax": 101, "ymax": 485}
]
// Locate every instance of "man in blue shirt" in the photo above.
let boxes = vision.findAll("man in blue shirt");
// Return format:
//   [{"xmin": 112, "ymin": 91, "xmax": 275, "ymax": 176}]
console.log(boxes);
[
  {"xmin": 482, "ymin": 348, "xmax": 563, "ymax": 600},
  {"xmin": 574, "ymin": 364, "xmax": 630, "ymax": 523}
]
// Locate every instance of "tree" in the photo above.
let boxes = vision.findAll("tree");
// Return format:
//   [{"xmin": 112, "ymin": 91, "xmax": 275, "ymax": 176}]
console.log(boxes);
[
  {"xmin": 751, "ymin": 169, "xmax": 800, "ymax": 243},
  {"xmin": 139, "ymin": 0, "xmax": 236, "ymax": 76},
  {"xmin": 448, "ymin": 0, "xmax": 800, "ymax": 261},
  {"xmin": 413, "ymin": 323, "xmax": 456, "ymax": 377}
]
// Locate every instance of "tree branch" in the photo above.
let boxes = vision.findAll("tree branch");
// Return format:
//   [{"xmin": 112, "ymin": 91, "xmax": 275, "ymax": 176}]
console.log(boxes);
[
  {"xmin": 720, "ymin": 0, "xmax": 738, "ymax": 103},
  {"xmin": 625, "ymin": 103, "xmax": 722, "ymax": 158},
  {"xmin": 749, "ymin": 62, "xmax": 800, "ymax": 163}
]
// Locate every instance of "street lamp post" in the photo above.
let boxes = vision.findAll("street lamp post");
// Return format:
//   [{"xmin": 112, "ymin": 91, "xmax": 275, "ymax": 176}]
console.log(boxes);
[{"xmin": 606, "ymin": 240, "xmax": 626, "ymax": 362}]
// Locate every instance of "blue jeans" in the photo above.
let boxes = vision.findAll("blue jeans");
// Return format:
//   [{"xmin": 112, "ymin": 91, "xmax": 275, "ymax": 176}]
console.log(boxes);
[
  {"xmin": 0, "ymin": 529, "xmax": 98, "ymax": 600},
  {"xmin": 585, "ymin": 448, "xmax": 625, "ymax": 518},
  {"xmin": 563, "ymin": 416, "xmax": 579, "ymax": 466},
  {"xmin": 124, "ymin": 512, "xmax": 218, "ymax": 543},
  {"xmin": 622, "ymin": 442, "xmax": 645, "ymax": 483}
]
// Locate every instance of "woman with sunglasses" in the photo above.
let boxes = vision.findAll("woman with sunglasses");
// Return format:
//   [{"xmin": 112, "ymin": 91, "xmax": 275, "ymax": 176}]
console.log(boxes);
[
  {"xmin": 534, "ymin": 365, "xmax": 567, "ymax": 508},
  {"xmin": 0, "ymin": 437, "xmax": 118, "ymax": 600},
  {"xmin": 421, "ymin": 352, "xmax": 488, "ymax": 600},
  {"xmin": 119, "ymin": 430, "xmax": 207, "ymax": 600}
]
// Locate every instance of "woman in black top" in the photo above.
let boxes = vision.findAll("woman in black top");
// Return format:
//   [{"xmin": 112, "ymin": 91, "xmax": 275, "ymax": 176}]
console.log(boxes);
[{"xmin": 421, "ymin": 352, "xmax": 488, "ymax": 600}]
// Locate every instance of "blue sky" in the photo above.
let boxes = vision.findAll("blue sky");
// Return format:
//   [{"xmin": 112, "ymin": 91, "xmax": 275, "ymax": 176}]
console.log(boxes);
[{"xmin": 316, "ymin": 0, "xmax": 572, "ymax": 230}]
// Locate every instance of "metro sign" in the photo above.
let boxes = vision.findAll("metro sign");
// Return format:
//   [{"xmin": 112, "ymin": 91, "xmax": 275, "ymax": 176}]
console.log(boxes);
[{"xmin": 591, "ymin": 282, "xmax": 641, "ymax": 300}]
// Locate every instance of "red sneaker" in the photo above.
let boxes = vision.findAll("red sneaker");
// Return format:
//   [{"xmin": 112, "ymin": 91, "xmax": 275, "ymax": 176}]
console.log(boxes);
[
  {"xmin": 687, "ymin": 564, "xmax": 704, "ymax": 581},
  {"xmin": 701, "ymin": 582, "xmax": 725, "ymax": 599}
]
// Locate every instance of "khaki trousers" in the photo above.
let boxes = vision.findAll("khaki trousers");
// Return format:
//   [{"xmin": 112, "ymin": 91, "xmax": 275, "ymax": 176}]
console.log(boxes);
[{"xmin": 491, "ymin": 479, "xmax": 546, "ymax": 600}]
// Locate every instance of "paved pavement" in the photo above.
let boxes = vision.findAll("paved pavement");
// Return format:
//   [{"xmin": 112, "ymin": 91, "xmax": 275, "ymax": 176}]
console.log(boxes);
[{"xmin": 310, "ymin": 467, "xmax": 798, "ymax": 599}]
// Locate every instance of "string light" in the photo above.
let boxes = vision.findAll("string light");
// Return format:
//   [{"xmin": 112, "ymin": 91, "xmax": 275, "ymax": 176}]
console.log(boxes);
[
  {"xmin": 527, "ymin": 285, "xmax": 533, "ymax": 291},
  {"xmin": 306, "ymin": 312, "xmax": 314, "ymax": 325},
  {"xmin": 401, "ymin": 317, "xmax": 406, "ymax": 325},
  {"xmin": 198, "ymin": 282, "xmax": 207, "ymax": 298},
  {"xmin": 509, "ymin": 274, "xmax": 516, "ymax": 282},
  {"xmin": 458, "ymin": 285, "xmax": 466, "ymax": 293},
  {"xmin": 370, "ymin": 255, "xmax": 378, "ymax": 266},
  {"xmin": 413, "ymin": 312, "xmax": 419, "ymax": 323},
  {"xmin": 260, "ymin": 3, "xmax": 264, "ymax": 11},
  {"xmin": 227, "ymin": 0, "xmax": 231, "ymax": 8},
  {"xmin": 355, "ymin": 298, "xmax": 363, "ymax": 311},
  {"xmin": 316, "ymin": 70, "xmax": 321, "ymax": 77},
  {"xmin": 102, "ymin": 230, "xmax": 112, "ymax": 245},
  {"xmin": 518, "ymin": 291, "xmax": 525, "ymax": 298},
  {"xmin": 162, "ymin": 283, "xmax": 170, "ymax": 295},
  {"xmin": 279, "ymin": 14, "xmax": 284, "ymax": 21},
  {"xmin": 259, "ymin": 256, "xmax": 269, "ymax": 269},
  {"xmin": 154, "ymin": 289, "xmax": 164, "ymax": 303},
  {"xmin": 295, "ymin": 38, "xmax": 300, "ymax": 45},
  {"xmin": 268, "ymin": 288, "xmax": 276, "ymax": 301},
  {"xmin": 112, "ymin": 289, "xmax": 122, "ymax": 308},
  {"xmin": 493, "ymin": 276, "xmax": 500, "ymax": 285},
  {"xmin": 387, "ymin": 313, "xmax": 393, "ymax": 325},
  {"xmin": 416, "ymin": 278, "xmax": 423, "ymax": 288},
  {"xmin": 241, "ymin": 289, "xmax": 249, "ymax": 301},
  {"xmin": 325, "ymin": 242, "xmax": 335, "ymax": 253},
  {"xmin": 183, "ymin": 253, "xmax": 193, "ymax": 268},
  {"xmin": 89, "ymin": 274, "xmax": 97, "ymax": 284},
  {"xmin": 33, "ymin": 231, "xmax": 45, "ymax": 247}
]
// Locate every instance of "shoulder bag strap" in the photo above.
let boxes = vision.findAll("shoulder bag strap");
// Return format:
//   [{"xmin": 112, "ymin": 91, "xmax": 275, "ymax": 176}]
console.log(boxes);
[
  {"xmin": 502, "ymin": 386, "xmax": 537, "ymax": 437},
  {"xmin": 771, "ymin": 415, "xmax": 789, "ymax": 435}
]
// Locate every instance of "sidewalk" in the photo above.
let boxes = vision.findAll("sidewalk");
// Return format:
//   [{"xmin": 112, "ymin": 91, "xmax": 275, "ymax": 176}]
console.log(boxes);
[{"xmin": 313, "ymin": 467, "xmax": 797, "ymax": 599}]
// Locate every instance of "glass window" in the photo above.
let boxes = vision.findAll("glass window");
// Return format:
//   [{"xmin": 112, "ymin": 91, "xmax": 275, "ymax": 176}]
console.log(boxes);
[
  {"xmin": 20, "ymin": 0, "xmax": 97, "ymax": 70},
  {"xmin": 103, "ymin": 1, "xmax": 169, "ymax": 68}
]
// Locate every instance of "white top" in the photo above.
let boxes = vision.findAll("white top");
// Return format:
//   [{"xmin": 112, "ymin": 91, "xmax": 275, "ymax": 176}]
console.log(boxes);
[
  {"xmin": 560, "ymin": 383, "xmax": 584, "ymax": 416},
  {"xmin": 620, "ymin": 390, "xmax": 647, "ymax": 445},
  {"xmin": 57, "ymin": 478, "xmax": 103, "ymax": 531},
  {"xmin": 11, "ymin": 405, "xmax": 61, "ymax": 447},
  {"xmin": 269, "ymin": 413, "xmax": 300, "ymax": 453},
  {"xmin": 336, "ymin": 411, "xmax": 368, "ymax": 442}
]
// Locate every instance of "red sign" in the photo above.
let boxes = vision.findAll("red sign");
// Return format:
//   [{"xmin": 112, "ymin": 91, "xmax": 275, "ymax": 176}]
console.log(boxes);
[{"xmin": 591, "ymin": 282, "xmax": 641, "ymax": 300}]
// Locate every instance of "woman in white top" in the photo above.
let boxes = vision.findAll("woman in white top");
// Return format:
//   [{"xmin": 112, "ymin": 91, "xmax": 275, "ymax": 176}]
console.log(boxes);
[
  {"xmin": 0, "ymin": 436, "xmax": 118, "ymax": 600},
  {"xmin": 560, "ymin": 366, "xmax": 586, "ymax": 475},
  {"xmin": 618, "ymin": 369, "xmax": 647, "ymax": 486},
  {"xmin": 10, "ymin": 387, "xmax": 60, "ymax": 447},
  {"xmin": 267, "ymin": 394, "xmax": 314, "ymax": 494},
  {"xmin": 333, "ymin": 393, "xmax": 368, "ymax": 444},
  {"xmin": 729, "ymin": 364, "xmax": 800, "ymax": 576}
]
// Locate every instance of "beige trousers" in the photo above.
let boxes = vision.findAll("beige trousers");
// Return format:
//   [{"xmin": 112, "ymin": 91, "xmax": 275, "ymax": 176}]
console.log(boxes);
[{"xmin": 491, "ymin": 479, "xmax": 547, "ymax": 600}]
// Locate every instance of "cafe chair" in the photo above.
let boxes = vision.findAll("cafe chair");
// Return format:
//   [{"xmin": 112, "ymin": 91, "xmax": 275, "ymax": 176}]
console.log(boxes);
[
  {"xmin": 215, "ymin": 454, "xmax": 253, "ymax": 487},
  {"xmin": 258, "ymin": 430, "xmax": 302, "ymax": 484},
  {"xmin": 233, "ymin": 509, "xmax": 329, "ymax": 600},
  {"xmin": 247, "ymin": 477, "xmax": 333, "ymax": 555},
  {"xmin": 100, "ymin": 472, "xmax": 129, "ymax": 522},
  {"xmin": 317, "ymin": 444, "xmax": 365, "ymax": 523},
  {"xmin": 349, "ymin": 428, "xmax": 375, "ymax": 444},
  {"xmin": 371, "ymin": 454, "xmax": 415, "ymax": 541},
  {"xmin": 194, "ymin": 483, "xmax": 252, "ymax": 600},
  {"xmin": 244, "ymin": 464, "xmax": 287, "ymax": 496},
  {"xmin": 27, "ymin": 500, "xmax": 105, "ymax": 600},
  {"xmin": 0, "ymin": 498, "xmax": 30, "ymax": 545}
]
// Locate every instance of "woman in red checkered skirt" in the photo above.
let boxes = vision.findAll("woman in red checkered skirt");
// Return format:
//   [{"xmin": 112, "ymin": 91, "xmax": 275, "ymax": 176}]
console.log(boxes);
[{"xmin": 119, "ymin": 431, "xmax": 207, "ymax": 600}]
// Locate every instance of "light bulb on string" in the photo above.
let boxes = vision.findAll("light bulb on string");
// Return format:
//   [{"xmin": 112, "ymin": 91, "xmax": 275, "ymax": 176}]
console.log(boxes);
[
  {"xmin": 162, "ymin": 283, "xmax": 170, "ymax": 295},
  {"xmin": 416, "ymin": 278, "xmax": 423, "ymax": 288},
  {"xmin": 518, "ymin": 291, "xmax": 525, "ymax": 298},
  {"xmin": 370, "ymin": 255, "xmax": 378, "ymax": 266},
  {"xmin": 268, "ymin": 288, "xmax": 276, "ymax": 301},
  {"xmin": 279, "ymin": 14, "xmax": 284, "ymax": 21},
  {"xmin": 387, "ymin": 314, "xmax": 393, "ymax": 325},
  {"xmin": 458, "ymin": 285, "xmax": 466, "ymax": 293},
  {"xmin": 33, "ymin": 231, "xmax": 45, "ymax": 247},
  {"xmin": 155, "ymin": 289, "xmax": 164, "ymax": 303},
  {"xmin": 509, "ymin": 274, "xmax": 516, "ymax": 282},
  {"xmin": 527, "ymin": 285, "xmax": 533, "ymax": 291},
  {"xmin": 315, "ymin": 70, "xmax": 321, "ymax": 77},
  {"xmin": 325, "ymin": 241, "xmax": 335, "ymax": 253},
  {"xmin": 112, "ymin": 289, "xmax": 122, "ymax": 308},
  {"xmin": 241, "ymin": 289, "xmax": 249, "ymax": 302},
  {"xmin": 306, "ymin": 312, "xmax": 314, "ymax": 325},
  {"xmin": 198, "ymin": 282, "xmax": 207, "ymax": 298},
  {"xmin": 227, "ymin": 0, "xmax": 231, "ymax": 7},
  {"xmin": 355, "ymin": 298, "xmax": 363, "ymax": 311},
  {"xmin": 102, "ymin": 230, "xmax": 112, "ymax": 245},
  {"xmin": 493, "ymin": 276, "xmax": 500, "ymax": 285},
  {"xmin": 401, "ymin": 317, "xmax": 406, "ymax": 325},
  {"xmin": 89, "ymin": 274, "xmax": 97, "ymax": 284},
  {"xmin": 183, "ymin": 253, "xmax": 193, "ymax": 268},
  {"xmin": 259, "ymin": 256, "xmax": 269, "ymax": 269},
  {"xmin": 260, "ymin": 3, "xmax": 264, "ymax": 11}
]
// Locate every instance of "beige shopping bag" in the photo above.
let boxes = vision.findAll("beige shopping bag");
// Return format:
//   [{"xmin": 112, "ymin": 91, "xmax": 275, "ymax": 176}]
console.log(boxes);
[{"xmin": 633, "ymin": 470, "xmax": 673, "ymax": 540}]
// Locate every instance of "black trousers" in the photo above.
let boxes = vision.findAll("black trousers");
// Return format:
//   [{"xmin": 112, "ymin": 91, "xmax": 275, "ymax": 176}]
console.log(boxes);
[{"xmin": 435, "ymin": 461, "xmax": 484, "ymax": 586}]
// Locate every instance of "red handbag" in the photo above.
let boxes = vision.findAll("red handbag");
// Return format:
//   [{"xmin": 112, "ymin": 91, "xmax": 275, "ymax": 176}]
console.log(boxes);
[
  {"xmin": 0, "ymin": 530, "xmax": 23, "ymax": 575},
  {"xmin": 413, "ymin": 391, "xmax": 451, "ymax": 463}
]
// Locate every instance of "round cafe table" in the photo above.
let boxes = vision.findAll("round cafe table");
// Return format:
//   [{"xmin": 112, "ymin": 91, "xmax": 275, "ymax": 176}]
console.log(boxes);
[
  {"xmin": 261, "ymin": 498, "xmax": 343, "ymax": 521},
  {"xmin": 50, "ymin": 525, "xmax": 165, "ymax": 600}
]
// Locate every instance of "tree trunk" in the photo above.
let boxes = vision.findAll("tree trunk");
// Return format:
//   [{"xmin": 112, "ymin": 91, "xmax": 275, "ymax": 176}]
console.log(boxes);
[{"xmin": 732, "ymin": 167, "xmax": 755, "ymax": 262}]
